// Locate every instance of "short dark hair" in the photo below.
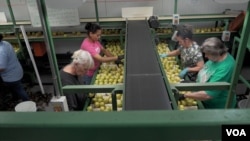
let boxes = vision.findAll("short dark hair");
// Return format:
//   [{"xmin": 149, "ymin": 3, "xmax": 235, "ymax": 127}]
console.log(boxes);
[
  {"xmin": 201, "ymin": 37, "xmax": 228, "ymax": 56},
  {"xmin": 176, "ymin": 24, "xmax": 193, "ymax": 40},
  {"xmin": 0, "ymin": 33, "xmax": 3, "ymax": 42},
  {"xmin": 85, "ymin": 22, "xmax": 101, "ymax": 35}
]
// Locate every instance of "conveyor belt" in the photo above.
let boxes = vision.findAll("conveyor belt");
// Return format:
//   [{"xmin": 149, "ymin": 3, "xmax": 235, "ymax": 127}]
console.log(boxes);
[{"xmin": 125, "ymin": 20, "xmax": 172, "ymax": 110}]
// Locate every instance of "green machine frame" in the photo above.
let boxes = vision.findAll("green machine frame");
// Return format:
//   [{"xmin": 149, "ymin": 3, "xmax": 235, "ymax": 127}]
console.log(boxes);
[{"xmin": 1, "ymin": 0, "xmax": 250, "ymax": 141}]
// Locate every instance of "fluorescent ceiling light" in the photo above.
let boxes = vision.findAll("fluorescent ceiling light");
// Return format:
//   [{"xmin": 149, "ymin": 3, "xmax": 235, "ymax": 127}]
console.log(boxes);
[{"xmin": 214, "ymin": 0, "xmax": 249, "ymax": 4}]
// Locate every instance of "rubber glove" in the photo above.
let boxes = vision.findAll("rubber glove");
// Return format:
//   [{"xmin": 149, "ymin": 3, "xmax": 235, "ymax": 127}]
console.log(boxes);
[
  {"xmin": 173, "ymin": 89, "xmax": 185, "ymax": 101},
  {"xmin": 115, "ymin": 60, "xmax": 123, "ymax": 65},
  {"xmin": 118, "ymin": 55, "xmax": 124, "ymax": 61},
  {"xmin": 179, "ymin": 68, "xmax": 188, "ymax": 78},
  {"xmin": 178, "ymin": 94, "xmax": 186, "ymax": 101},
  {"xmin": 159, "ymin": 53, "xmax": 168, "ymax": 58}
]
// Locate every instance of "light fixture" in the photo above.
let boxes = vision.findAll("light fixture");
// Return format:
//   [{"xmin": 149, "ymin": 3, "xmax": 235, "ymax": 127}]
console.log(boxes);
[
  {"xmin": 45, "ymin": 0, "xmax": 86, "ymax": 9},
  {"xmin": 214, "ymin": 0, "xmax": 249, "ymax": 4}
]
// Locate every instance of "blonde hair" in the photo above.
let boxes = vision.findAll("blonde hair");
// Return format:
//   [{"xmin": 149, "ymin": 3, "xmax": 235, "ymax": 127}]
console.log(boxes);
[{"xmin": 71, "ymin": 49, "xmax": 94, "ymax": 69}]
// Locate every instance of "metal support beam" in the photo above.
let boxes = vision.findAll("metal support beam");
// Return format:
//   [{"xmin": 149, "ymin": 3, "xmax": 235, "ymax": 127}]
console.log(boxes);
[
  {"xmin": 1, "ymin": 109, "xmax": 250, "ymax": 141},
  {"xmin": 226, "ymin": 1, "xmax": 250, "ymax": 108},
  {"xmin": 171, "ymin": 82, "xmax": 231, "ymax": 91},
  {"xmin": 36, "ymin": 0, "xmax": 62, "ymax": 96},
  {"xmin": 174, "ymin": 0, "xmax": 178, "ymax": 14},
  {"xmin": 94, "ymin": 0, "xmax": 99, "ymax": 24},
  {"xmin": 239, "ymin": 75, "xmax": 250, "ymax": 89},
  {"xmin": 6, "ymin": 0, "xmax": 23, "ymax": 58},
  {"xmin": 62, "ymin": 84, "xmax": 124, "ymax": 93}
]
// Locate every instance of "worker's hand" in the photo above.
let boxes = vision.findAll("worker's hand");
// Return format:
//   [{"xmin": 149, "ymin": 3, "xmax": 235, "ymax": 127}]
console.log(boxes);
[
  {"xmin": 115, "ymin": 60, "xmax": 123, "ymax": 65},
  {"xmin": 118, "ymin": 55, "xmax": 124, "ymax": 61},
  {"xmin": 179, "ymin": 68, "xmax": 188, "ymax": 78},
  {"xmin": 159, "ymin": 53, "xmax": 168, "ymax": 58},
  {"xmin": 173, "ymin": 89, "xmax": 186, "ymax": 101},
  {"xmin": 178, "ymin": 94, "xmax": 186, "ymax": 101}
]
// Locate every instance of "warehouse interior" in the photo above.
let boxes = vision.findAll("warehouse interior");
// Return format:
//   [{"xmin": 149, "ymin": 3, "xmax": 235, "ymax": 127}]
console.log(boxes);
[{"xmin": 0, "ymin": 0, "xmax": 250, "ymax": 141}]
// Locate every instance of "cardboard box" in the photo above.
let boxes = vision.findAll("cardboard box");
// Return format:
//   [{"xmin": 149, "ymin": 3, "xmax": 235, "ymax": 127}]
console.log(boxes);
[{"xmin": 46, "ymin": 96, "xmax": 69, "ymax": 112}]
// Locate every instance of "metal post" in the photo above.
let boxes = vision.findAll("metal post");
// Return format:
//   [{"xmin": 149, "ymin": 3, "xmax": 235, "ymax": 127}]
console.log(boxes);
[
  {"xmin": 6, "ymin": 0, "xmax": 23, "ymax": 58},
  {"xmin": 94, "ymin": 0, "xmax": 100, "ymax": 24},
  {"xmin": 20, "ymin": 26, "xmax": 45, "ymax": 94},
  {"xmin": 36, "ymin": 0, "xmax": 63, "ymax": 96},
  {"xmin": 174, "ymin": 0, "xmax": 178, "ymax": 14}
]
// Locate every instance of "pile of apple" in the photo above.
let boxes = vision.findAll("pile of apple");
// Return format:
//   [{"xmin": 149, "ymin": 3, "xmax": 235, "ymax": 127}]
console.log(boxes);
[
  {"xmin": 94, "ymin": 63, "xmax": 124, "ymax": 85},
  {"xmin": 177, "ymin": 91, "xmax": 198, "ymax": 110},
  {"xmin": 51, "ymin": 31, "xmax": 82, "ymax": 37},
  {"xmin": 105, "ymin": 40, "xmax": 124, "ymax": 56},
  {"xmin": 157, "ymin": 42, "xmax": 182, "ymax": 83},
  {"xmin": 157, "ymin": 43, "xmax": 198, "ymax": 110},
  {"xmin": 194, "ymin": 26, "xmax": 224, "ymax": 33},
  {"xmin": 155, "ymin": 28, "xmax": 173, "ymax": 34},
  {"xmin": 86, "ymin": 93, "xmax": 123, "ymax": 112},
  {"xmin": 94, "ymin": 40, "xmax": 124, "ymax": 85},
  {"xmin": 102, "ymin": 29, "xmax": 121, "ymax": 35},
  {"xmin": 22, "ymin": 31, "xmax": 43, "ymax": 37}
]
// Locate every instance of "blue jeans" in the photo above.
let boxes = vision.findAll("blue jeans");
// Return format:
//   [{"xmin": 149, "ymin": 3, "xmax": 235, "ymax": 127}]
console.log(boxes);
[
  {"xmin": 83, "ymin": 75, "xmax": 93, "ymax": 85},
  {"xmin": 4, "ymin": 80, "xmax": 29, "ymax": 101}
]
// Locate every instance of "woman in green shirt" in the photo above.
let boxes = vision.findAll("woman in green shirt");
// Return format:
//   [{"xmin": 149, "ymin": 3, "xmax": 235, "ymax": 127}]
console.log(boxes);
[{"xmin": 178, "ymin": 37, "xmax": 236, "ymax": 109}]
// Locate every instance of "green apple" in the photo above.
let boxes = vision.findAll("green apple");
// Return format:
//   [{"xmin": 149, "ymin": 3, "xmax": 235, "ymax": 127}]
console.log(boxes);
[
  {"xmin": 94, "ymin": 102, "xmax": 100, "ymax": 108},
  {"xmin": 87, "ymin": 106, "xmax": 93, "ymax": 112},
  {"xmin": 117, "ymin": 100, "xmax": 122, "ymax": 108},
  {"xmin": 99, "ymin": 101, "xmax": 105, "ymax": 107},
  {"xmin": 116, "ymin": 94, "xmax": 122, "ymax": 100},
  {"xmin": 100, "ymin": 106, "xmax": 105, "ymax": 111},
  {"xmin": 88, "ymin": 93, "xmax": 95, "ymax": 98}
]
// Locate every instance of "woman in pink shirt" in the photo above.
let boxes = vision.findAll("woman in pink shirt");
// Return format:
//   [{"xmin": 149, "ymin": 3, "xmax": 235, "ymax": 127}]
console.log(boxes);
[{"xmin": 80, "ymin": 22, "xmax": 123, "ymax": 84}]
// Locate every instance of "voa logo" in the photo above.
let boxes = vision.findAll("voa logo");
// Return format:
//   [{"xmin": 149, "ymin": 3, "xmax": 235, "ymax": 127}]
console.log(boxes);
[{"xmin": 226, "ymin": 129, "xmax": 246, "ymax": 136}]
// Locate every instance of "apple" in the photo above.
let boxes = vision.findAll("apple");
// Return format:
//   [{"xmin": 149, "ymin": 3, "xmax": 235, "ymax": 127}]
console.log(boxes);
[
  {"xmin": 99, "ymin": 101, "xmax": 105, "ymax": 107},
  {"xmin": 105, "ymin": 106, "xmax": 112, "ymax": 111},
  {"xmin": 116, "ymin": 94, "xmax": 122, "ymax": 100},
  {"xmin": 87, "ymin": 106, "xmax": 93, "ymax": 111},
  {"xmin": 88, "ymin": 93, "xmax": 95, "ymax": 98},
  {"xmin": 108, "ymin": 98, "xmax": 112, "ymax": 103},
  {"xmin": 117, "ymin": 100, "xmax": 122, "ymax": 108},
  {"xmin": 94, "ymin": 102, "xmax": 100, "ymax": 108},
  {"xmin": 179, "ymin": 105, "xmax": 185, "ymax": 110},
  {"xmin": 103, "ymin": 98, "xmax": 109, "ymax": 104},
  {"xmin": 100, "ymin": 106, "xmax": 105, "ymax": 111}
]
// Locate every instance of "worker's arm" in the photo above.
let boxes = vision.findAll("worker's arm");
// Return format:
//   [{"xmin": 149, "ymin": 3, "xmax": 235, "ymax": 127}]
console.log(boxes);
[
  {"xmin": 187, "ymin": 60, "xmax": 204, "ymax": 73},
  {"xmin": 167, "ymin": 49, "xmax": 180, "ymax": 57},
  {"xmin": 93, "ymin": 53, "xmax": 118, "ymax": 63},
  {"xmin": 101, "ymin": 48, "xmax": 114, "ymax": 57},
  {"xmin": 184, "ymin": 91, "xmax": 212, "ymax": 101}
]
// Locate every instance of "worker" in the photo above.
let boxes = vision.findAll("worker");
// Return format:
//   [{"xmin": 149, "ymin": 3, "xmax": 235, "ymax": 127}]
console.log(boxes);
[
  {"xmin": 0, "ymin": 33, "xmax": 29, "ymax": 105},
  {"xmin": 60, "ymin": 49, "xmax": 94, "ymax": 111},
  {"xmin": 160, "ymin": 24, "xmax": 204, "ymax": 81},
  {"xmin": 176, "ymin": 37, "xmax": 236, "ymax": 109},
  {"xmin": 80, "ymin": 22, "xmax": 124, "ymax": 84}
]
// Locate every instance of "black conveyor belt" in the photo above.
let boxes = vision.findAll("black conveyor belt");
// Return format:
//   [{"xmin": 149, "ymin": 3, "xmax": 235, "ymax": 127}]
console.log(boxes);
[{"xmin": 125, "ymin": 20, "xmax": 172, "ymax": 110}]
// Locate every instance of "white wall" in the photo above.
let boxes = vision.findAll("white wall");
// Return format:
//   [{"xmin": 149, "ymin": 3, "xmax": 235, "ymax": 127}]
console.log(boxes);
[
  {"xmin": 0, "ymin": 0, "xmax": 248, "ymax": 53},
  {"xmin": 0, "ymin": 0, "xmax": 248, "ymax": 21}
]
